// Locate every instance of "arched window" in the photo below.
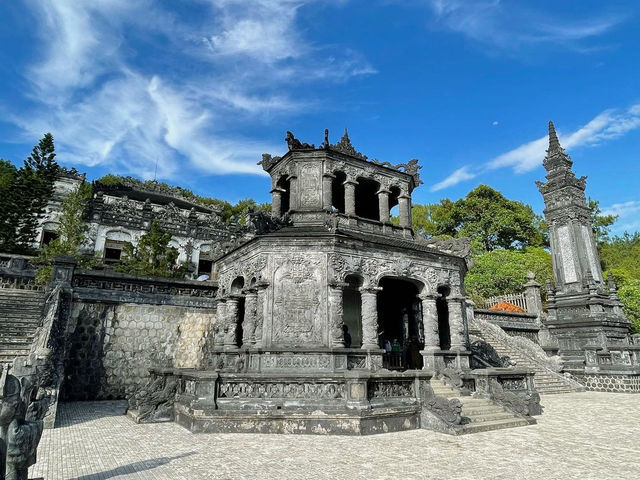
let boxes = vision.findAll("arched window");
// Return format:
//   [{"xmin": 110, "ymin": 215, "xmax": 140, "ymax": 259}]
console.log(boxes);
[
  {"xmin": 355, "ymin": 177, "xmax": 380, "ymax": 221},
  {"xmin": 276, "ymin": 176, "xmax": 290, "ymax": 216},
  {"xmin": 331, "ymin": 171, "xmax": 346, "ymax": 213},
  {"xmin": 436, "ymin": 285, "xmax": 451, "ymax": 350},
  {"xmin": 343, "ymin": 275, "xmax": 363, "ymax": 348}
]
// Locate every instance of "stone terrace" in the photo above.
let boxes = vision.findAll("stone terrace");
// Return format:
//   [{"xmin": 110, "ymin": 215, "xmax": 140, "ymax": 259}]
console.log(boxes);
[{"xmin": 31, "ymin": 392, "xmax": 639, "ymax": 480}]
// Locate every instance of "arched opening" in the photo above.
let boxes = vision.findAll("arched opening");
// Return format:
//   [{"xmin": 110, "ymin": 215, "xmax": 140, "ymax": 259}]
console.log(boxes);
[
  {"xmin": 389, "ymin": 186, "xmax": 400, "ymax": 220},
  {"xmin": 230, "ymin": 276, "xmax": 246, "ymax": 348},
  {"xmin": 378, "ymin": 277, "xmax": 424, "ymax": 370},
  {"xmin": 331, "ymin": 171, "xmax": 346, "ymax": 213},
  {"xmin": 103, "ymin": 230, "xmax": 131, "ymax": 263},
  {"xmin": 197, "ymin": 244, "xmax": 213, "ymax": 278},
  {"xmin": 355, "ymin": 177, "xmax": 380, "ymax": 221},
  {"xmin": 41, "ymin": 221, "xmax": 60, "ymax": 246},
  {"xmin": 342, "ymin": 275, "xmax": 363, "ymax": 348},
  {"xmin": 276, "ymin": 175, "xmax": 290, "ymax": 216},
  {"xmin": 436, "ymin": 285, "xmax": 451, "ymax": 350}
]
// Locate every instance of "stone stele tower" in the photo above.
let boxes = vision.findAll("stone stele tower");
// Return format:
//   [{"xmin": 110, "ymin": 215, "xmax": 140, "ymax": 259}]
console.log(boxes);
[{"xmin": 536, "ymin": 121, "xmax": 631, "ymax": 372}]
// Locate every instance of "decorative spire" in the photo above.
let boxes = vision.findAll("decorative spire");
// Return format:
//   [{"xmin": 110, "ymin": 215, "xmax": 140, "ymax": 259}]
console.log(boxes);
[
  {"xmin": 330, "ymin": 127, "xmax": 368, "ymax": 160},
  {"xmin": 543, "ymin": 120, "xmax": 572, "ymax": 173},
  {"xmin": 548, "ymin": 120, "xmax": 561, "ymax": 153}
]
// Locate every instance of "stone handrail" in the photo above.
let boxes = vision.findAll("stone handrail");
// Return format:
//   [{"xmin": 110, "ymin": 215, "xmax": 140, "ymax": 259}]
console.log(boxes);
[
  {"xmin": 472, "ymin": 368, "xmax": 542, "ymax": 417},
  {"xmin": 473, "ymin": 315, "xmax": 563, "ymax": 372}
]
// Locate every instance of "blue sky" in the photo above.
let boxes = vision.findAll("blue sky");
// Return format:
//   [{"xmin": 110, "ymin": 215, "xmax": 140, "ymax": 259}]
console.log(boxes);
[{"xmin": 1, "ymin": 0, "xmax": 639, "ymax": 233}]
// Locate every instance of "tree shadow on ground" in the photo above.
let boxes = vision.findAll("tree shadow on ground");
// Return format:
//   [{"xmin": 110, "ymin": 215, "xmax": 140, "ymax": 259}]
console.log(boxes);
[
  {"xmin": 69, "ymin": 452, "xmax": 196, "ymax": 480},
  {"xmin": 55, "ymin": 401, "xmax": 129, "ymax": 428}
]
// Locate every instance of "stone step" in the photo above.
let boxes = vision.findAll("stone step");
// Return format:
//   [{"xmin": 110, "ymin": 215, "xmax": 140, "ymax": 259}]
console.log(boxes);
[
  {"xmin": 464, "ymin": 411, "xmax": 518, "ymax": 423},
  {"xmin": 461, "ymin": 417, "xmax": 531, "ymax": 434},
  {"xmin": 462, "ymin": 404, "xmax": 508, "ymax": 415}
]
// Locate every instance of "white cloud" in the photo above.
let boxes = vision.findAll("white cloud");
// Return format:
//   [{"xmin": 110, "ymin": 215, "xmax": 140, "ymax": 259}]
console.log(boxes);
[
  {"xmin": 603, "ymin": 200, "xmax": 640, "ymax": 234},
  {"xmin": 426, "ymin": 0, "xmax": 625, "ymax": 52},
  {"xmin": 487, "ymin": 104, "xmax": 640, "ymax": 174},
  {"xmin": 11, "ymin": 0, "xmax": 374, "ymax": 180},
  {"xmin": 492, "ymin": 121, "xmax": 499, "ymax": 126},
  {"xmin": 430, "ymin": 166, "xmax": 476, "ymax": 192}
]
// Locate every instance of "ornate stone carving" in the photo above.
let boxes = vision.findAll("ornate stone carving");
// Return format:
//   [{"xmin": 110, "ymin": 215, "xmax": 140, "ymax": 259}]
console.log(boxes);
[
  {"xmin": 272, "ymin": 255, "xmax": 324, "ymax": 345},
  {"xmin": 0, "ymin": 365, "xmax": 44, "ymax": 480},
  {"xmin": 259, "ymin": 153, "xmax": 282, "ymax": 171},
  {"xmin": 469, "ymin": 340, "xmax": 513, "ymax": 369},
  {"xmin": 488, "ymin": 378, "xmax": 542, "ymax": 417},
  {"xmin": 330, "ymin": 128, "xmax": 368, "ymax": 161},
  {"xmin": 422, "ymin": 382, "xmax": 463, "ymax": 426},
  {"xmin": 285, "ymin": 131, "xmax": 315, "ymax": 150},
  {"xmin": 218, "ymin": 381, "xmax": 345, "ymax": 399},
  {"xmin": 127, "ymin": 373, "xmax": 178, "ymax": 423},
  {"xmin": 371, "ymin": 381, "xmax": 414, "ymax": 398}
]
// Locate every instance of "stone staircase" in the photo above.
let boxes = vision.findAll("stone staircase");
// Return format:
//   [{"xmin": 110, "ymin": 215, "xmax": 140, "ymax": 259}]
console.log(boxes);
[
  {"xmin": 0, "ymin": 288, "xmax": 46, "ymax": 364},
  {"xmin": 430, "ymin": 378, "xmax": 532, "ymax": 433},
  {"xmin": 470, "ymin": 320, "xmax": 583, "ymax": 394}
]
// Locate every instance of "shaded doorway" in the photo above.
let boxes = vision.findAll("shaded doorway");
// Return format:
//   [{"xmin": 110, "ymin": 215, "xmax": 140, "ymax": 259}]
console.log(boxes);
[
  {"xmin": 436, "ymin": 285, "xmax": 451, "ymax": 350},
  {"xmin": 230, "ymin": 277, "xmax": 246, "ymax": 348},
  {"xmin": 342, "ymin": 275, "xmax": 362, "ymax": 348},
  {"xmin": 378, "ymin": 278, "xmax": 424, "ymax": 370}
]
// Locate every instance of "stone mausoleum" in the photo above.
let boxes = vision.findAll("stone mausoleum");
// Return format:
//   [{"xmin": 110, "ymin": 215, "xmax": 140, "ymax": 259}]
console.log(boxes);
[{"xmin": 164, "ymin": 130, "xmax": 542, "ymax": 435}]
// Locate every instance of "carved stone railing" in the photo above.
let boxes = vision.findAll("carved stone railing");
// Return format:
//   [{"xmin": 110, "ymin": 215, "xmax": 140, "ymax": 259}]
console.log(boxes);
[
  {"xmin": 474, "ymin": 309, "xmax": 539, "ymax": 343},
  {"xmin": 472, "ymin": 368, "xmax": 542, "ymax": 417},
  {"xmin": 584, "ymin": 345, "xmax": 640, "ymax": 374},
  {"xmin": 473, "ymin": 316, "xmax": 564, "ymax": 372},
  {"xmin": 0, "ymin": 253, "xmax": 43, "ymax": 291},
  {"xmin": 72, "ymin": 269, "xmax": 218, "ymax": 307}
]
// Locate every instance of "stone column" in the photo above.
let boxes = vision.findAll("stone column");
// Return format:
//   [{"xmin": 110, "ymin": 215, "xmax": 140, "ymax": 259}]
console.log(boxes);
[
  {"xmin": 523, "ymin": 272, "xmax": 543, "ymax": 319},
  {"xmin": 242, "ymin": 289, "xmax": 258, "ymax": 346},
  {"xmin": 344, "ymin": 180, "xmax": 358, "ymax": 217},
  {"xmin": 51, "ymin": 255, "xmax": 77, "ymax": 287},
  {"xmin": 270, "ymin": 188, "xmax": 283, "ymax": 218},
  {"xmin": 360, "ymin": 287, "xmax": 381, "ymax": 349},
  {"xmin": 448, "ymin": 297, "xmax": 466, "ymax": 351},
  {"xmin": 288, "ymin": 176, "xmax": 297, "ymax": 211},
  {"xmin": 214, "ymin": 299, "xmax": 226, "ymax": 347},
  {"xmin": 377, "ymin": 189, "xmax": 390, "ymax": 223},
  {"xmin": 329, "ymin": 282, "xmax": 348, "ymax": 348},
  {"xmin": 224, "ymin": 296, "xmax": 241, "ymax": 350},
  {"xmin": 254, "ymin": 282, "xmax": 269, "ymax": 347},
  {"xmin": 398, "ymin": 193, "xmax": 411, "ymax": 229},
  {"xmin": 322, "ymin": 173, "xmax": 335, "ymax": 210},
  {"xmin": 420, "ymin": 294, "xmax": 440, "ymax": 350}
]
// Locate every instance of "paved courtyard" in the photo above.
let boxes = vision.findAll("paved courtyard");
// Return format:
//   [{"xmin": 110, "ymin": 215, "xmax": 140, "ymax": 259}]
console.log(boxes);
[{"xmin": 30, "ymin": 392, "xmax": 639, "ymax": 480}]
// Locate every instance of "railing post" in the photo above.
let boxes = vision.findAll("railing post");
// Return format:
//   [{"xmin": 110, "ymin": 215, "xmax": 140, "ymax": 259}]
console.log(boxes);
[{"xmin": 523, "ymin": 272, "xmax": 543, "ymax": 320}]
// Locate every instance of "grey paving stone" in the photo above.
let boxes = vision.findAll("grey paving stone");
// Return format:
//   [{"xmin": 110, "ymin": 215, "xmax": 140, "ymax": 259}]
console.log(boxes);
[{"xmin": 30, "ymin": 392, "xmax": 640, "ymax": 480}]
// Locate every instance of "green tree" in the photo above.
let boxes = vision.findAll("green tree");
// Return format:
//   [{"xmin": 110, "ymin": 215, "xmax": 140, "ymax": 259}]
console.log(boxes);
[
  {"xmin": 116, "ymin": 221, "xmax": 186, "ymax": 278},
  {"xmin": 35, "ymin": 182, "xmax": 94, "ymax": 283},
  {"xmin": 411, "ymin": 185, "xmax": 547, "ymax": 252},
  {"xmin": 465, "ymin": 247, "xmax": 553, "ymax": 303},
  {"xmin": 0, "ymin": 134, "xmax": 59, "ymax": 253},
  {"xmin": 618, "ymin": 281, "xmax": 640, "ymax": 334},
  {"xmin": 588, "ymin": 198, "xmax": 617, "ymax": 245},
  {"xmin": 600, "ymin": 232, "xmax": 640, "ymax": 285}
]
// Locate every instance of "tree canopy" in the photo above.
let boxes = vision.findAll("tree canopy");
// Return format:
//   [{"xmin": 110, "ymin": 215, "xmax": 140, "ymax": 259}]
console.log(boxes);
[
  {"xmin": 464, "ymin": 247, "xmax": 553, "ymax": 303},
  {"xmin": 0, "ymin": 133, "xmax": 59, "ymax": 253},
  {"xmin": 411, "ymin": 185, "xmax": 547, "ymax": 252},
  {"xmin": 116, "ymin": 220, "xmax": 187, "ymax": 278}
]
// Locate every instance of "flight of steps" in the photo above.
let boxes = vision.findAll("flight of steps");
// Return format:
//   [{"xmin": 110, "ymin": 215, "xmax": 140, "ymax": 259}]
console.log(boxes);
[
  {"xmin": 470, "ymin": 323, "xmax": 581, "ymax": 394},
  {"xmin": 0, "ymin": 288, "xmax": 46, "ymax": 364},
  {"xmin": 430, "ymin": 378, "xmax": 532, "ymax": 433}
]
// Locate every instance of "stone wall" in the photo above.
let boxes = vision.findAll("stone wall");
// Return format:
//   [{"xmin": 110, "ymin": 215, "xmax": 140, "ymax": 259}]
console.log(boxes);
[
  {"xmin": 574, "ymin": 374, "xmax": 640, "ymax": 393},
  {"xmin": 63, "ymin": 301, "xmax": 217, "ymax": 400}
]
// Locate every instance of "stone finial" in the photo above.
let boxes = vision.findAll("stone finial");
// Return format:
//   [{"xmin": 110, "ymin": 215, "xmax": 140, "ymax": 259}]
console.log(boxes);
[
  {"xmin": 323, "ymin": 128, "xmax": 329, "ymax": 149},
  {"xmin": 548, "ymin": 120, "xmax": 561, "ymax": 153}
]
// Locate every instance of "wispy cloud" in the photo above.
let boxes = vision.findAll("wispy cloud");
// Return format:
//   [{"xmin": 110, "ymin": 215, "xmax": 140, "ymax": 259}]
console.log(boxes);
[
  {"xmin": 10, "ymin": 0, "xmax": 375, "ymax": 180},
  {"xmin": 426, "ymin": 0, "xmax": 626, "ymax": 52},
  {"xmin": 430, "ymin": 166, "xmax": 476, "ymax": 192},
  {"xmin": 603, "ymin": 200, "xmax": 640, "ymax": 234},
  {"xmin": 432, "ymin": 103, "xmax": 640, "ymax": 191},
  {"xmin": 488, "ymin": 104, "xmax": 640, "ymax": 173}
]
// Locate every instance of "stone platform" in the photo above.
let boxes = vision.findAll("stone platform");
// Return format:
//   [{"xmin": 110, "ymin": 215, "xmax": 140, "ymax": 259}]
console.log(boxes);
[{"xmin": 29, "ymin": 392, "xmax": 640, "ymax": 480}]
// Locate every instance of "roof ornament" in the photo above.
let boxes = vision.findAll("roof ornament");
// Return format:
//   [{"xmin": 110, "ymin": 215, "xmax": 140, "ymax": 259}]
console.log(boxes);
[
  {"xmin": 323, "ymin": 129, "xmax": 330, "ymax": 149},
  {"xmin": 330, "ymin": 128, "xmax": 368, "ymax": 160},
  {"xmin": 285, "ymin": 131, "xmax": 315, "ymax": 151}
]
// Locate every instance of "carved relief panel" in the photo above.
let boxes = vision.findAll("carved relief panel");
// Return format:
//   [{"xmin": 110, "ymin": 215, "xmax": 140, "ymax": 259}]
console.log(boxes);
[
  {"xmin": 297, "ymin": 163, "xmax": 322, "ymax": 210},
  {"xmin": 270, "ymin": 254, "xmax": 326, "ymax": 346}
]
